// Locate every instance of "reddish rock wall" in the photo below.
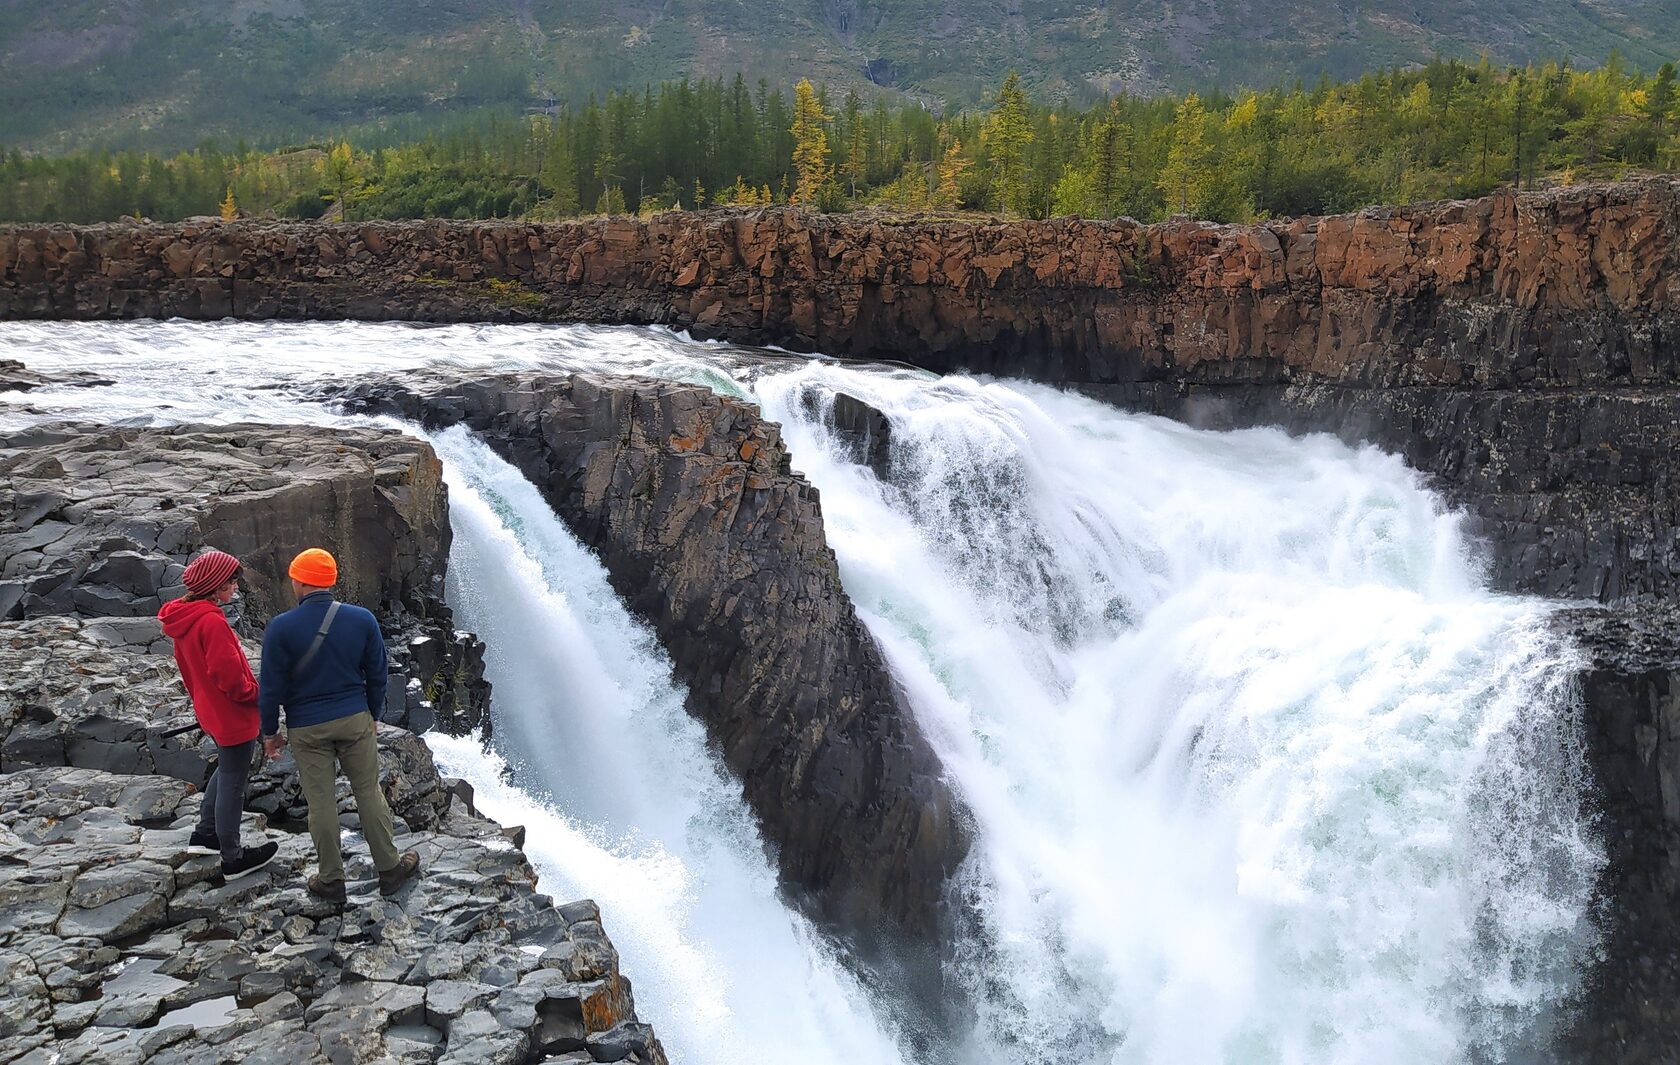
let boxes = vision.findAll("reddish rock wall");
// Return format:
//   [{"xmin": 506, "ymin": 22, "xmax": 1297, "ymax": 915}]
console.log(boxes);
[{"xmin": 6, "ymin": 181, "xmax": 1680, "ymax": 601}]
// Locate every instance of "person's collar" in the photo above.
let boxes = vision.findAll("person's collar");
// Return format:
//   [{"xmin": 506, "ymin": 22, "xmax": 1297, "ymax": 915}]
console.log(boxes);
[{"xmin": 301, "ymin": 589, "xmax": 335, "ymax": 603}]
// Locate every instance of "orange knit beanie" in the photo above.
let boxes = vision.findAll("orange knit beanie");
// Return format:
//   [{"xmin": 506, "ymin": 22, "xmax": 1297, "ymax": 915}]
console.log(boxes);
[{"xmin": 288, "ymin": 548, "xmax": 338, "ymax": 587}]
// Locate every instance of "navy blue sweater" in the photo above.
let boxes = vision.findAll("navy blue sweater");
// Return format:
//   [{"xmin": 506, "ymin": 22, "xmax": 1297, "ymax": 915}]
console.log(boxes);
[{"xmin": 259, "ymin": 591, "xmax": 388, "ymax": 736}]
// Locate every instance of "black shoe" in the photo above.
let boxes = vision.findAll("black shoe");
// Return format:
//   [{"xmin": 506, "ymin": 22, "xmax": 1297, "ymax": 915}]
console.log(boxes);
[
  {"xmin": 187, "ymin": 828, "xmax": 219, "ymax": 855},
  {"xmin": 221, "ymin": 840, "xmax": 279, "ymax": 881},
  {"xmin": 378, "ymin": 851, "xmax": 421, "ymax": 896},
  {"xmin": 307, "ymin": 874, "xmax": 347, "ymax": 905}
]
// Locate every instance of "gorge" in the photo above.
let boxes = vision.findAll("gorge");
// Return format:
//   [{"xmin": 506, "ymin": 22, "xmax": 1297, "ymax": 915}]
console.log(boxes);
[{"xmin": 2, "ymin": 178, "xmax": 1679, "ymax": 1062}]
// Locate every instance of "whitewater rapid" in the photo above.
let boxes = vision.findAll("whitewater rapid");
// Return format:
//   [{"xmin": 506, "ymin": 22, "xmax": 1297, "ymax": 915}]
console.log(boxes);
[{"xmin": 0, "ymin": 320, "xmax": 1603, "ymax": 1065}]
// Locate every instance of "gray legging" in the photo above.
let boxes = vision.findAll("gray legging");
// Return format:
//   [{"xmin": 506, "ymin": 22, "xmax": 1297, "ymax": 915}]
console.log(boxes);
[{"xmin": 196, "ymin": 738, "xmax": 256, "ymax": 862}]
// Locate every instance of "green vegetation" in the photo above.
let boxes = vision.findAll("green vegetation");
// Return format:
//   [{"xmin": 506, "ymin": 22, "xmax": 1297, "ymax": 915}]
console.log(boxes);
[
  {"xmin": 4, "ymin": 1, "xmax": 1675, "ymax": 152},
  {"xmin": 4, "ymin": 57, "xmax": 1679, "ymax": 225}
]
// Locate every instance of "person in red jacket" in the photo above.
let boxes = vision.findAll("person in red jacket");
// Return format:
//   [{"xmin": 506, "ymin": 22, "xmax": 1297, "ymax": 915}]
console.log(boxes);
[{"xmin": 158, "ymin": 549, "xmax": 279, "ymax": 880}]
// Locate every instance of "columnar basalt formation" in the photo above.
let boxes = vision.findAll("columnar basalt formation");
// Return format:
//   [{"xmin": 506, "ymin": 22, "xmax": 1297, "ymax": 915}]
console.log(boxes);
[
  {"xmin": 4, "ymin": 182, "xmax": 1679, "ymax": 599},
  {"xmin": 332, "ymin": 372, "xmax": 968, "ymax": 946},
  {"xmin": 6, "ymin": 182, "xmax": 1680, "ymax": 1057}
]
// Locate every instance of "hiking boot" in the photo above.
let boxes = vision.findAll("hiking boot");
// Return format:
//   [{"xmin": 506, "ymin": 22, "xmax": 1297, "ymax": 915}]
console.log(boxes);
[
  {"xmin": 187, "ymin": 828, "xmax": 219, "ymax": 855},
  {"xmin": 220, "ymin": 840, "xmax": 278, "ymax": 881},
  {"xmin": 307, "ymin": 874, "xmax": 347, "ymax": 905},
  {"xmin": 378, "ymin": 851, "xmax": 421, "ymax": 896}
]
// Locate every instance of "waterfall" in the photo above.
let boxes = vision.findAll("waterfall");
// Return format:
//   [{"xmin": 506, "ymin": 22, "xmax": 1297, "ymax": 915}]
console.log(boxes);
[
  {"xmin": 0, "ymin": 320, "xmax": 1605, "ymax": 1065},
  {"xmin": 750, "ymin": 364, "xmax": 1603, "ymax": 1065}
]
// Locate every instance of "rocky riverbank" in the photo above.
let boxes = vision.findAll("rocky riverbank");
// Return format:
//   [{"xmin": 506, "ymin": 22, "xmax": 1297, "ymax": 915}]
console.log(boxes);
[
  {"xmin": 0, "ymin": 422, "xmax": 666, "ymax": 1064},
  {"xmin": 6, "ymin": 182, "xmax": 1680, "ymax": 1058}
]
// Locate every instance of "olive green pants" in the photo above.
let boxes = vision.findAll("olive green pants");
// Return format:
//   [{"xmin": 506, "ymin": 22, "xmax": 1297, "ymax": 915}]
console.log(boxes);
[{"xmin": 290, "ymin": 711, "xmax": 399, "ymax": 884}]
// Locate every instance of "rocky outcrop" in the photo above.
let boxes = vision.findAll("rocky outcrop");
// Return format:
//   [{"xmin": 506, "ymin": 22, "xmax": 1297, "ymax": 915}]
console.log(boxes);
[
  {"xmin": 0, "ymin": 359, "xmax": 111, "ymax": 392},
  {"xmin": 0, "ymin": 758, "xmax": 665, "ymax": 1065},
  {"xmin": 0, "ymin": 422, "xmax": 667, "ymax": 1065},
  {"xmin": 0, "ymin": 423, "xmax": 488, "ymax": 736},
  {"xmin": 333, "ymin": 372, "xmax": 967, "ymax": 946},
  {"xmin": 6, "ymin": 181, "xmax": 1680, "ymax": 599}
]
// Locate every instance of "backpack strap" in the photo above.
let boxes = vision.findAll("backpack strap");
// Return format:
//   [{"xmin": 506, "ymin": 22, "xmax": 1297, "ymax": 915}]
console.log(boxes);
[{"xmin": 291, "ymin": 600, "xmax": 342, "ymax": 682}]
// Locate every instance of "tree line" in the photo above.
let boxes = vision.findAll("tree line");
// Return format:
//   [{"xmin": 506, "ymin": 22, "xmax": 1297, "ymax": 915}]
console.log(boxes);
[{"xmin": 3, "ymin": 55, "xmax": 1677, "ymax": 226}]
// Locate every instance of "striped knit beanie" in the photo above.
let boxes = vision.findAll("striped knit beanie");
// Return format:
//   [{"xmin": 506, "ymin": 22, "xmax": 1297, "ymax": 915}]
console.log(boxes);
[{"xmin": 181, "ymin": 549, "xmax": 242, "ymax": 596}]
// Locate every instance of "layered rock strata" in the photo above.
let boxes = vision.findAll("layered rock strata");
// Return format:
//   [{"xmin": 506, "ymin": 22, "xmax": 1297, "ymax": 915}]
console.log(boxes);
[
  {"xmin": 5, "ymin": 181, "xmax": 1679, "ymax": 600},
  {"xmin": 333, "ymin": 372, "xmax": 967, "ymax": 944},
  {"xmin": 0, "ymin": 423, "xmax": 487, "ymax": 736}
]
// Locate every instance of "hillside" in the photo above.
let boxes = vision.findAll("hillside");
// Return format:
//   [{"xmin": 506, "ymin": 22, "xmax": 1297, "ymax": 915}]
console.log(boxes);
[{"xmin": 2, "ymin": 0, "xmax": 1677, "ymax": 152}]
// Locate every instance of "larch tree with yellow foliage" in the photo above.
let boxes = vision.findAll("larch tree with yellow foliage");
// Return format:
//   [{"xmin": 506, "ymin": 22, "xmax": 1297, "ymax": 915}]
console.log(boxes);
[{"xmin": 791, "ymin": 79, "xmax": 833, "ymax": 205}]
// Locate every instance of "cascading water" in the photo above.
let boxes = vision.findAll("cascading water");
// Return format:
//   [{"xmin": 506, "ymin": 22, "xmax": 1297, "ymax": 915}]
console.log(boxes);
[
  {"xmin": 752, "ymin": 365, "xmax": 1603, "ymax": 1065},
  {"xmin": 1, "ymin": 320, "xmax": 1604, "ymax": 1065}
]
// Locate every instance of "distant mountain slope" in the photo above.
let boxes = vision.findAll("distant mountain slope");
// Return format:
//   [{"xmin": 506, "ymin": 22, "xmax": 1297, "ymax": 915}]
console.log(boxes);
[{"xmin": 3, "ymin": 0, "xmax": 1676, "ymax": 151}]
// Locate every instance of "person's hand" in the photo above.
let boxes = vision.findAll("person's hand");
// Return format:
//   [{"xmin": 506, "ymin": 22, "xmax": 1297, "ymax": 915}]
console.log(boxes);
[{"xmin": 263, "ymin": 734, "xmax": 287, "ymax": 759}]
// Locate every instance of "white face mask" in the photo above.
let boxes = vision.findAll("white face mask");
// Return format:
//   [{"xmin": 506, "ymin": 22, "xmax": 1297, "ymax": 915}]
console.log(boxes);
[{"xmin": 221, "ymin": 591, "xmax": 245, "ymax": 628}]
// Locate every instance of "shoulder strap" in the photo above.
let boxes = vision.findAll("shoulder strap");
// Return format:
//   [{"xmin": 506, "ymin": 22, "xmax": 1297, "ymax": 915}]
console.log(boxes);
[{"xmin": 291, "ymin": 600, "xmax": 342, "ymax": 682}]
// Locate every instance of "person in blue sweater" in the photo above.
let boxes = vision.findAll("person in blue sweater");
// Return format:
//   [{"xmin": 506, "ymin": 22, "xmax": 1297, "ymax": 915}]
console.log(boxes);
[{"xmin": 260, "ymin": 547, "xmax": 419, "ymax": 904}]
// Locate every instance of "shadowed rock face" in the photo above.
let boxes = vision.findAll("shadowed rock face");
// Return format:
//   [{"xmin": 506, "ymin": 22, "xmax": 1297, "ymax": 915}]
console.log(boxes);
[
  {"xmin": 333, "ymin": 372, "xmax": 968, "ymax": 946},
  {"xmin": 0, "ymin": 423, "xmax": 488, "ymax": 736},
  {"xmin": 1553, "ymin": 604, "xmax": 1680, "ymax": 1062}
]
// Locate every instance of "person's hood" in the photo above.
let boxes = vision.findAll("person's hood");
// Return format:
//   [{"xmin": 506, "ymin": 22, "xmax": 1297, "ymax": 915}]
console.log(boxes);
[{"xmin": 158, "ymin": 596, "xmax": 227, "ymax": 639}]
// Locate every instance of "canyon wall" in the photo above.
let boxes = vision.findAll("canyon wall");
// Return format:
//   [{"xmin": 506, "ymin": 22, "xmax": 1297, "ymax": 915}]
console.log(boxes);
[{"xmin": 4, "ymin": 181, "xmax": 1678, "ymax": 601}]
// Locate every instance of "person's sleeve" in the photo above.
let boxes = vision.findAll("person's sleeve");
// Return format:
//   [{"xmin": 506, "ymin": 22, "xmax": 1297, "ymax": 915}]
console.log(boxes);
[
  {"xmin": 362, "ymin": 613, "xmax": 388, "ymax": 718},
  {"xmin": 204, "ymin": 622, "xmax": 260, "ymax": 706},
  {"xmin": 259, "ymin": 621, "xmax": 286, "ymax": 736}
]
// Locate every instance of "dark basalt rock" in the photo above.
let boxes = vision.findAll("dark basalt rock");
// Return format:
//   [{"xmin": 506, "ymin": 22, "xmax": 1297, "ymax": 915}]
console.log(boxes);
[
  {"xmin": 0, "ymin": 422, "xmax": 489, "ymax": 737},
  {"xmin": 0, "ymin": 757, "xmax": 666, "ymax": 1064},
  {"xmin": 332, "ymin": 372, "xmax": 969, "ymax": 949},
  {"xmin": 1552, "ymin": 603, "xmax": 1680, "ymax": 1063},
  {"xmin": 0, "ymin": 357, "xmax": 112, "ymax": 392}
]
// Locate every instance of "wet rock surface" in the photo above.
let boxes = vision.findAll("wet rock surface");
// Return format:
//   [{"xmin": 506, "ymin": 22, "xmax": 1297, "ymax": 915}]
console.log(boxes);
[
  {"xmin": 1552, "ymin": 603, "xmax": 1680, "ymax": 1062},
  {"xmin": 333, "ymin": 371, "xmax": 968, "ymax": 948},
  {"xmin": 0, "ymin": 359, "xmax": 111, "ymax": 393},
  {"xmin": 0, "ymin": 422, "xmax": 488, "ymax": 736}
]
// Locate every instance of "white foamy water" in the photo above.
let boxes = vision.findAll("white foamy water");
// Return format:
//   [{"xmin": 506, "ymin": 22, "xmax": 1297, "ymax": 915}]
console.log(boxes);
[{"xmin": 1, "ymin": 320, "xmax": 1603, "ymax": 1064}]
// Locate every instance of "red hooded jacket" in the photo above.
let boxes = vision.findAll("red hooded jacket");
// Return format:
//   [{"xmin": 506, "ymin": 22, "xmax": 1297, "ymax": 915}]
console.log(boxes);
[{"xmin": 158, "ymin": 597, "xmax": 261, "ymax": 746}]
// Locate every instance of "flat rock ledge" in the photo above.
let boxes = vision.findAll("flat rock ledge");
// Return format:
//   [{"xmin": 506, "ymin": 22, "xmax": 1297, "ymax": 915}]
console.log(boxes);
[{"xmin": 0, "ymin": 759, "xmax": 665, "ymax": 1065}]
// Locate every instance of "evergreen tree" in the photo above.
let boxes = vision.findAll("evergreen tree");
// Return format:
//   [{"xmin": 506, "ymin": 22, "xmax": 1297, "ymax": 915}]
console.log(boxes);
[
  {"xmin": 983, "ymin": 71, "xmax": 1033, "ymax": 215},
  {"xmin": 1158, "ymin": 92, "xmax": 1211, "ymax": 214}
]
